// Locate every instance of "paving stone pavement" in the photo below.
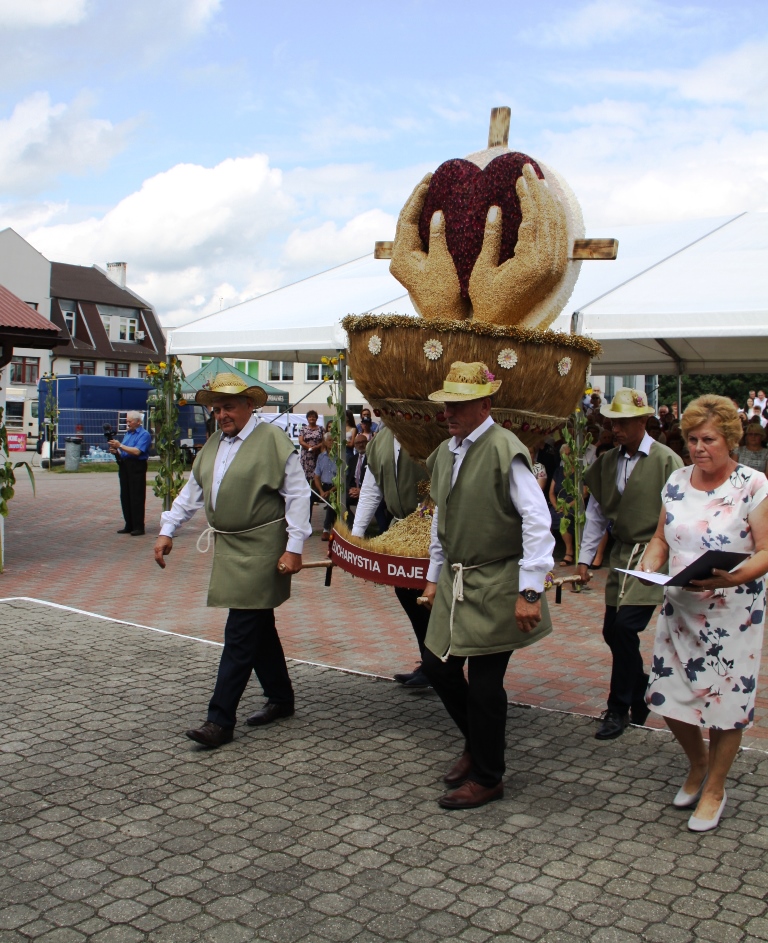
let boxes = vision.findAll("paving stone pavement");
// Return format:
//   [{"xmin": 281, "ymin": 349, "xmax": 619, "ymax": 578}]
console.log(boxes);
[{"xmin": 3, "ymin": 598, "xmax": 768, "ymax": 943}]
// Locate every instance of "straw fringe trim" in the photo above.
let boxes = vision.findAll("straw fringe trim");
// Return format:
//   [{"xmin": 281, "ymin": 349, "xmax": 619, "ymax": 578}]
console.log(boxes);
[{"xmin": 342, "ymin": 313, "xmax": 602, "ymax": 357}]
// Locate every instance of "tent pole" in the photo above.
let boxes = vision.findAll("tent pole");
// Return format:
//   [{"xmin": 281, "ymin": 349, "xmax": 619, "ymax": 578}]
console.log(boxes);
[
  {"xmin": 677, "ymin": 371, "xmax": 682, "ymax": 421},
  {"xmin": 338, "ymin": 349, "xmax": 347, "ymax": 512}
]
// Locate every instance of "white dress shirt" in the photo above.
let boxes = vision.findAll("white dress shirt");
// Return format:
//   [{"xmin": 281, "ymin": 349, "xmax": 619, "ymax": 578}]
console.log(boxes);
[
  {"xmin": 578, "ymin": 431, "xmax": 655, "ymax": 565},
  {"xmin": 427, "ymin": 416, "xmax": 555, "ymax": 592},
  {"xmin": 159, "ymin": 414, "xmax": 311, "ymax": 554},
  {"xmin": 351, "ymin": 438, "xmax": 402, "ymax": 536}
]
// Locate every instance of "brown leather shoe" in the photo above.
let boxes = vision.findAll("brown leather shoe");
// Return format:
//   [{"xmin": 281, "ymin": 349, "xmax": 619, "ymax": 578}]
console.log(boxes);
[
  {"xmin": 185, "ymin": 721, "xmax": 233, "ymax": 748},
  {"xmin": 438, "ymin": 780, "xmax": 503, "ymax": 810},
  {"xmin": 245, "ymin": 702, "xmax": 295, "ymax": 726},
  {"xmin": 443, "ymin": 750, "xmax": 472, "ymax": 787}
]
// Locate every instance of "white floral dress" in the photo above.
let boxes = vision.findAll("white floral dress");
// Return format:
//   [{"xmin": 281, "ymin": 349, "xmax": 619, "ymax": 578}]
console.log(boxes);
[{"xmin": 646, "ymin": 464, "xmax": 768, "ymax": 730}]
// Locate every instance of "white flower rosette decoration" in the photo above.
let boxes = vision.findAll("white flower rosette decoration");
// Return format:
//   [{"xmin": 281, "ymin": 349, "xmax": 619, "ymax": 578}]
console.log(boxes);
[
  {"xmin": 557, "ymin": 356, "xmax": 572, "ymax": 377},
  {"xmin": 423, "ymin": 339, "xmax": 443, "ymax": 361},
  {"xmin": 497, "ymin": 347, "xmax": 518, "ymax": 370},
  {"xmin": 368, "ymin": 334, "xmax": 382, "ymax": 355}
]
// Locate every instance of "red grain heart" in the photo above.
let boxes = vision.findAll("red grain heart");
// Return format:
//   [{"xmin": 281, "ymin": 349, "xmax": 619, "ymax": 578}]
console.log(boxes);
[{"xmin": 418, "ymin": 152, "xmax": 544, "ymax": 299}]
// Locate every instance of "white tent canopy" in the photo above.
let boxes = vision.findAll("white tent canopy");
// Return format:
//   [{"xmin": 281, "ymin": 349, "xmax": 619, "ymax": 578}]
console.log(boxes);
[{"xmin": 167, "ymin": 212, "xmax": 767, "ymax": 375}]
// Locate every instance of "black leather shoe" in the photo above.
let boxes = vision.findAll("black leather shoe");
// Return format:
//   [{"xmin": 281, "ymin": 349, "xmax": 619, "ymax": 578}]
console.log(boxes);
[
  {"xmin": 393, "ymin": 665, "xmax": 423, "ymax": 684},
  {"xmin": 246, "ymin": 702, "xmax": 295, "ymax": 726},
  {"xmin": 630, "ymin": 702, "xmax": 651, "ymax": 726},
  {"xmin": 130, "ymin": 529, "xmax": 145, "ymax": 536},
  {"xmin": 595, "ymin": 710, "xmax": 629, "ymax": 740},
  {"xmin": 438, "ymin": 780, "xmax": 503, "ymax": 809},
  {"xmin": 117, "ymin": 528, "xmax": 132, "ymax": 534},
  {"xmin": 402, "ymin": 671, "xmax": 431, "ymax": 690},
  {"xmin": 185, "ymin": 721, "xmax": 233, "ymax": 748}
]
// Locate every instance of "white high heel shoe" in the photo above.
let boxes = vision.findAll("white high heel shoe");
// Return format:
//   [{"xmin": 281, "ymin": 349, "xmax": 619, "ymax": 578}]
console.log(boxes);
[
  {"xmin": 688, "ymin": 792, "xmax": 727, "ymax": 832},
  {"xmin": 672, "ymin": 775, "xmax": 708, "ymax": 809}
]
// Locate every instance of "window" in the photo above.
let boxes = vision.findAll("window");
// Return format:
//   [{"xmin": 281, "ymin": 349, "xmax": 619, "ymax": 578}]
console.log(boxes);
[
  {"xmin": 306, "ymin": 364, "xmax": 321, "ymax": 382},
  {"xmin": 60, "ymin": 299, "xmax": 77, "ymax": 335},
  {"xmin": 106, "ymin": 362, "xmax": 130, "ymax": 378},
  {"xmin": 268, "ymin": 361, "xmax": 293, "ymax": 381},
  {"xmin": 5, "ymin": 402, "xmax": 23, "ymax": 428},
  {"xmin": 139, "ymin": 364, "xmax": 151, "ymax": 379},
  {"xmin": 234, "ymin": 360, "xmax": 259, "ymax": 379},
  {"xmin": 25, "ymin": 301, "xmax": 38, "ymax": 311},
  {"xmin": 9, "ymin": 357, "xmax": 39, "ymax": 385},
  {"xmin": 70, "ymin": 360, "xmax": 96, "ymax": 376},
  {"xmin": 96, "ymin": 304, "xmax": 141, "ymax": 342},
  {"xmin": 201, "ymin": 357, "xmax": 213, "ymax": 367},
  {"xmin": 119, "ymin": 317, "xmax": 138, "ymax": 341}
]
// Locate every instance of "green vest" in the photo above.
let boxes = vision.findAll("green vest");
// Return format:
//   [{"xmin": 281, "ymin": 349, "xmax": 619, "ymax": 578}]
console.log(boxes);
[
  {"xmin": 192, "ymin": 422, "xmax": 296, "ymax": 609},
  {"xmin": 584, "ymin": 441, "xmax": 684, "ymax": 607},
  {"xmin": 365, "ymin": 427, "xmax": 430, "ymax": 519},
  {"xmin": 426, "ymin": 423, "xmax": 553, "ymax": 658}
]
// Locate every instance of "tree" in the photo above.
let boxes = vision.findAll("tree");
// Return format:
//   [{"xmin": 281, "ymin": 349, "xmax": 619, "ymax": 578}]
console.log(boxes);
[{"xmin": 657, "ymin": 374, "xmax": 766, "ymax": 410}]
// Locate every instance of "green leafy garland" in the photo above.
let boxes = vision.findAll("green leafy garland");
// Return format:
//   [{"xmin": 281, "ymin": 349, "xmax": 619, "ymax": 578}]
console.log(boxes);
[
  {"xmin": 321, "ymin": 353, "xmax": 346, "ymax": 518},
  {"xmin": 555, "ymin": 406, "xmax": 592, "ymax": 586},
  {"xmin": 0, "ymin": 405, "xmax": 35, "ymax": 573},
  {"xmin": 145, "ymin": 357, "xmax": 186, "ymax": 510}
]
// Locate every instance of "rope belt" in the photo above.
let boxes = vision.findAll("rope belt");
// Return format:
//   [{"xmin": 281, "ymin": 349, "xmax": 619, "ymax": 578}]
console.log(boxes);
[
  {"xmin": 618, "ymin": 542, "xmax": 646, "ymax": 600},
  {"xmin": 196, "ymin": 517, "xmax": 286, "ymax": 554},
  {"xmin": 442, "ymin": 557, "xmax": 508, "ymax": 662}
]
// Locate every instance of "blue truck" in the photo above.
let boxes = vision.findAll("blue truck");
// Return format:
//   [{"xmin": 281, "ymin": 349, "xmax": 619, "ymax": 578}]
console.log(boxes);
[{"xmin": 38, "ymin": 375, "xmax": 209, "ymax": 460}]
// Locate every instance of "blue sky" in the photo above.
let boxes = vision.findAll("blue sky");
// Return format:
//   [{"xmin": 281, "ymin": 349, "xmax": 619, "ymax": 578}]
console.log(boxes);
[{"xmin": 0, "ymin": 0, "xmax": 765, "ymax": 324}]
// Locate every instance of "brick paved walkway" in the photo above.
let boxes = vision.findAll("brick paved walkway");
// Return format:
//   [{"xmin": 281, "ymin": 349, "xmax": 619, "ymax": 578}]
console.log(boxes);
[
  {"xmin": 2, "ymin": 598, "xmax": 768, "ymax": 943},
  {"xmin": 4, "ymin": 467, "xmax": 768, "ymax": 748}
]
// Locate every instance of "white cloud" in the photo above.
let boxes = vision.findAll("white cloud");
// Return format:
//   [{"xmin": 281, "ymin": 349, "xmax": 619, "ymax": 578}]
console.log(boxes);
[
  {"xmin": 0, "ymin": 92, "xmax": 135, "ymax": 196},
  {"xmin": 578, "ymin": 38, "xmax": 768, "ymax": 108},
  {"xmin": 282, "ymin": 209, "xmax": 395, "ymax": 270},
  {"xmin": 522, "ymin": 0, "xmax": 669, "ymax": 48},
  {"xmin": 0, "ymin": 0, "xmax": 88, "ymax": 29}
]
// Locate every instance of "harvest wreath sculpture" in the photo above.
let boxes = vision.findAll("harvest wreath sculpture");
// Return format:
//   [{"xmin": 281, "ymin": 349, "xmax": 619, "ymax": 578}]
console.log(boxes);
[{"xmin": 332, "ymin": 107, "xmax": 605, "ymax": 584}]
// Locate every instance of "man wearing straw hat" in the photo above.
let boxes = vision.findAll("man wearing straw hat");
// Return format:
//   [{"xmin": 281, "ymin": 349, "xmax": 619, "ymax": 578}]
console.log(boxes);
[
  {"xmin": 421, "ymin": 361, "xmax": 555, "ymax": 809},
  {"xmin": 577, "ymin": 387, "xmax": 682, "ymax": 741},
  {"xmin": 351, "ymin": 424, "xmax": 432, "ymax": 689},
  {"xmin": 153, "ymin": 372, "xmax": 311, "ymax": 749}
]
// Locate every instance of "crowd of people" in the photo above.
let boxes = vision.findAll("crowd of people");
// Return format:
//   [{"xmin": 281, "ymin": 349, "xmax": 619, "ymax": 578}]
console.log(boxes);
[{"xmin": 146, "ymin": 369, "xmax": 766, "ymax": 833}]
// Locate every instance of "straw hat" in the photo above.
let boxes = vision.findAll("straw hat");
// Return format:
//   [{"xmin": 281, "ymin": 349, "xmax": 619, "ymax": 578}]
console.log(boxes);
[
  {"xmin": 428, "ymin": 361, "xmax": 502, "ymax": 403},
  {"xmin": 195, "ymin": 372, "xmax": 268, "ymax": 408},
  {"xmin": 600, "ymin": 387, "xmax": 655, "ymax": 419}
]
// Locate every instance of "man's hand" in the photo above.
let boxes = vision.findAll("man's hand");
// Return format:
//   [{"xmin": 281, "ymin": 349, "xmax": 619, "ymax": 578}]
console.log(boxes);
[
  {"xmin": 348, "ymin": 487, "xmax": 360, "ymax": 499},
  {"xmin": 419, "ymin": 581, "xmax": 437, "ymax": 609},
  {"xmin": 154, "ymin": 536, "xmax": 173, "ymax": 569},
  {"xmin": 277, "ymin": 551, "xmax": 302, "ymax": 575},
  {"xmin": 576, "ymin": 562, "xmax": 592, "ymax": 586},
  {"xmin": 515, "ymin": 596, "xmax": 542, "ymax": 634},
  {"xmin": 389, "ymin": 173, "xmax": 471, "ymax": 322},
  {"xmin": 108, "ymin": 439, "xmax": 121, "ymax": 450}
]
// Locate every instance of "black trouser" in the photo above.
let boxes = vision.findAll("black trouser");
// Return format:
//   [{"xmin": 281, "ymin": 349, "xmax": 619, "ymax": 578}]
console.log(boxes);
[
  {"xmin": 207, "ymin": 608, "xmax": 294, "ymax": 728},
  {"xmin": 319, "ymin": 483, "xmax": 336, "ymax": 532},
  {"xmin": 394, "ymin": 586, "xmax": 430, "ymax": 660},
  {"xmin": 602, "ymin": 604, "xmax": 656, "ymax": 714},
  {"xmin": 422, "ymin": 648, "xmax": 512, "ymax": 788},
  {"xmin": 118, "ymin": 459, "xmax": 147, "ymax": 531}
]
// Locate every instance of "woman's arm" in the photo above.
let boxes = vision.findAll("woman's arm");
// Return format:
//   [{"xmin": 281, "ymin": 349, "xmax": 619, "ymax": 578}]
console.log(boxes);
[
  {"xmin": 689, "ymin": 497, "xmax": 768, "ymax": 590},
  {"xmin": 638, "ymin": 505, "xmax": 670, "ymax": 573}
]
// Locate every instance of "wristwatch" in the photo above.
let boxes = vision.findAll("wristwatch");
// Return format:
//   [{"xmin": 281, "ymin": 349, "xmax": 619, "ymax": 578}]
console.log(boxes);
[{"xmin": 519, "ymin": 589, "xmax": 541, "ymax": 604}]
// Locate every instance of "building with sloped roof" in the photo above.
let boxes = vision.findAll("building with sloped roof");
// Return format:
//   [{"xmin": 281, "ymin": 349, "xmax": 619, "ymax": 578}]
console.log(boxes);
[{"xmin": 0, "ymin": 229, "xmax": 166, "ymax": 440}]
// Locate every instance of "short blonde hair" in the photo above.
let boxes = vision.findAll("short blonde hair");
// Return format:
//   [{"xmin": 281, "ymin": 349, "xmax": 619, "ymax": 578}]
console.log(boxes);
[{"xmin": 681, "ymin": 395, "xmax": 742, "ymax": 451}]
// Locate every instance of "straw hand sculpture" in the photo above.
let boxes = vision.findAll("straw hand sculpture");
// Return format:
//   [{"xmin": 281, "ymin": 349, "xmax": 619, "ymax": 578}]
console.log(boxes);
[
  {"xmin": 389, "ymin": 173, "xmax": 472, "ymax": 323},
  {"xmin": 469, "ymin": 164, "xmax": 568, "ymax": 327}
]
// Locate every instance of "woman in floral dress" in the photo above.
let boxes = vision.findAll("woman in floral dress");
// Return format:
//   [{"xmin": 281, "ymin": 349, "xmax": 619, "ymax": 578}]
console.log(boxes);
[
  {"xmin": 298, "ymin": 410, "xmax": 324, "ymax": 515},
  {"xmin": 639, "ymin": 395, "xmax": 768, "ymax": 832}
]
